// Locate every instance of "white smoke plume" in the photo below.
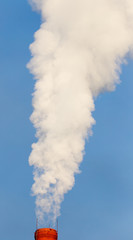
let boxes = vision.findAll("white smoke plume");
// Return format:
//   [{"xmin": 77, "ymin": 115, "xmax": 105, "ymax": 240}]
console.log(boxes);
[{"xmin": 28, "ymin": 0, "xmax": 133, "ymax": 224}]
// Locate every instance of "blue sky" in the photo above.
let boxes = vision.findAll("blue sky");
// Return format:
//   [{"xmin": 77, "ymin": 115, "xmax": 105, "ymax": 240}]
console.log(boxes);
[{"xmin": 0, "ymin": 1, "xmax": 133, "ymax": 239}]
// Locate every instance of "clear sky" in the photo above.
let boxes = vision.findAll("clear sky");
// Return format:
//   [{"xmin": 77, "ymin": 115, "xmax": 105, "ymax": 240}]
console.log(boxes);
[{"xmin": 0, "ymin": 1, "xmax": 133, "ymax": 240}]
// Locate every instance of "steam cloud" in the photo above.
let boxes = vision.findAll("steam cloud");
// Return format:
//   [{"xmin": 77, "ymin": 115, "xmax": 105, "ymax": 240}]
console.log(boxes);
[{"xmin": 28, "ymin": 0, "xmax": 133, "ymax": 223}]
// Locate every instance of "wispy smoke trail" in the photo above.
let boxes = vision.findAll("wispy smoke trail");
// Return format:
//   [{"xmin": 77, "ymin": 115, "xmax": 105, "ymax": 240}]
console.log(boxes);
[{"xmin": 28, "ymin": 0, "xmax": 133, "ymax": 223}]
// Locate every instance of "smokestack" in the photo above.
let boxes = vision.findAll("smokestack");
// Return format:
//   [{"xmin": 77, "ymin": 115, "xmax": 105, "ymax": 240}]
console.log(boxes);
[{"xmin": 34, "ymin": 228, "xmax": 58, "ymax": 240}]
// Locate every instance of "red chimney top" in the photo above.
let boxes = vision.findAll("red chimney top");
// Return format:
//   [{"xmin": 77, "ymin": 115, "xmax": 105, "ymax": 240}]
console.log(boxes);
[{"xmin": 34, "ymin": 228, "xmax": 58, "ymax": 240}]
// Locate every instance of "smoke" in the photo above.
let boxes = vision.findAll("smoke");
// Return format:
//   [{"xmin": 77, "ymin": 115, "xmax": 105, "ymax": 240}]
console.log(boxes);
[{"xmin": 28, "ymin": 0, "xmax": 133, "ymax": 224}]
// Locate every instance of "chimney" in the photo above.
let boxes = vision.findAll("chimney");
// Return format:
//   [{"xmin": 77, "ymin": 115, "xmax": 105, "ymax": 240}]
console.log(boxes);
[{"xmin": 34, "ymin": 228, "xmax": 58, "ymax": 240}]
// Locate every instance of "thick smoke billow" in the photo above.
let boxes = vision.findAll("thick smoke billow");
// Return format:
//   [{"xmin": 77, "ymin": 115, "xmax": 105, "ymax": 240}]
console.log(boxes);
[{"xmin": 28, "ymin": 0, "xmax": 133, "ymax": 223}]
